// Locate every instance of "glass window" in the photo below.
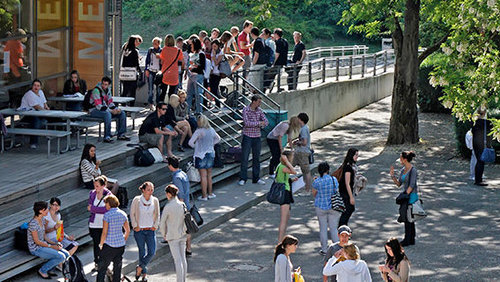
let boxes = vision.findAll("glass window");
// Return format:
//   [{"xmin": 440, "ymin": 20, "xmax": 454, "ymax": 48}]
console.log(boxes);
[
  {"xmin": 1, "ymin": 36, "xmax": 33, "ymax": 85},
  {"xmin": 37, "ymin": 30, "xmax": 67, "ymax": 77},
  {"xmin": 37, "ymin": 0, "xmax": 69, "ymax": 31},
  {"xmin": 0, "ymin": 0, "xmax": 32, "ymax": 40}
]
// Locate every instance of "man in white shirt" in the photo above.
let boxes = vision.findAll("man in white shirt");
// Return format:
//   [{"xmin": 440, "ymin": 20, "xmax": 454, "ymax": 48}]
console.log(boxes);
[{"xmin": 19, "ymin": 79, "xmax": 50, "ymax": 148}]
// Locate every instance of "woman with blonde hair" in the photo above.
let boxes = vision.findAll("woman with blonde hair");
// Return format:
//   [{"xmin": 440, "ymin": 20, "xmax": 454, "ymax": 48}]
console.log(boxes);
[
  {"xmin": 168, "ymin": 94, "xmax": 192, "ymax": 151},
  {"xmin": 159, "ymin": 34, "xmax": 184, "ymax": 103},
  {"xmin": 174, "ymin": 90, "xmax": 197, "ymax": 132},
  {"xmin": 188, "ymin": 115, "xmax": 221, "ymax": 200},
  {"xmin": 130, "ymin": 182, "xmax": 161, "ymax": 281},
  {"xmin": 323, "ymin": 243, "xmax": 372, "ymax": 282},
  {"xmin": 266, "ymin": 116, "xmax": 301, "ymax": 177}
]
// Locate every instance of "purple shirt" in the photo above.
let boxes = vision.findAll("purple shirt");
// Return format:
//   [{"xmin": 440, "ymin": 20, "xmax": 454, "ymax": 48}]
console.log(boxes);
[
  {"xmin": 88, "ymin": 188, "xmax": 111, "ymax": 224},
  {"xmin": 242, "ymin": 106, "xmax": 268, "ymax": 138}
]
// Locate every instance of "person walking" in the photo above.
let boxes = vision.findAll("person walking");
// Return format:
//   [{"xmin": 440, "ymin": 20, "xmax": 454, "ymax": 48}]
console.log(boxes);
[
  {"xmin": 87, "ymin": 176, "xmax": 112, "ymax": 271},
  {"xmin": 379, "ymin": 237, "xmax": 411, "ymax": 282},
  {"xmin": 471, "ymin": 107, "xmax": 493, "ymax": 186},
  {"xmin": 145, "ymin": 37, "xmax": 163, "ymax": 110},
  {"xmin": 121, "ymin": 35, "xmax": 142, "ymax": 106},
  {"xmin": 276, "ymin": 151, "xmax": 297, "ymax": 242},
  {"xmin": 188, "ymin": 115, "xmax": 221, "ymax": 200},
  {"xmin": 274, "ymin": 235, "xmax": 299, "ymax": 282},
  {"xmin": 238, "ymin": 94, "xmax": 269, "ymax": 186},
  {"xmin": 266, "ymin": 116, "xmax": 301, "ymax": 177},
  {"xmin": 323, "ymin": 243, "xmax": 372, "ymax": 282},
  {"xmin": 28, "ymin": 201, "xmax": 70, "ymax": 279},
  {"xmin": 97, "ymin": 194, "xmax": 130, "ymax": 282},
  {"xmin": 130, "ymin": 182, "xmax": 160, "ymax": 282},
  {"xmin": 390, "ymin": 151, "xmax": 418, "ymax": 247},
  {"xmin": 312, "ymin": 162, "xmax": 341, "ymax": 255},
  {"xmin": 160, "ymin": 185, "xmax": 188, "ymax": 282},
  {"xmin": 338, "ymin": 148, "xmax": 359, "ymax": 227}
]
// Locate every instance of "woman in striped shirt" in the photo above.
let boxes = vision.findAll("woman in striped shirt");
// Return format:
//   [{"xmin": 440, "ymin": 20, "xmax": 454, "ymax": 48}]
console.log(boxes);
[{"xmin": 80, "ymin": 143, "xmax": 119, "ymax": 193}]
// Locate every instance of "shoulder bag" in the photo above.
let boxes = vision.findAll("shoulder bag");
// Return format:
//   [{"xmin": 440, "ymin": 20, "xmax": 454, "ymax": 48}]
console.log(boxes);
[
  {"xmin": 186, "ymin": 161, "xmax": 201, "ymax": 182},
  {"xmin": 154, "ymin": 49, "xmax": 181, "ymax": 85},
  {"xmin": 480, "ymin": 121, "xmax": 496, "ymax": 163},
  {"xmin": 219, "ymin": 55, "xmax": 232, "ymax": 78},
  {"xmin": 119, "ymin": 48, "xmax": 138, "ymax": 81},
  {"xmin": 407, "ymin": 172, "xmax": 427, "ymax": 222},
  {"xmin": 266, "ymin": 165, "xmax": 287, "ymax": 205},
  {"xmin": 330, "ymin": 176, "xmax": 345, "ymax": 212},
  {"xmin": 183, "ymin": 203, "xmax": 199, "ymax": 234},
  {"xmin": 189, "ymin": 191, "xmax": 204, "ymax": 226}
]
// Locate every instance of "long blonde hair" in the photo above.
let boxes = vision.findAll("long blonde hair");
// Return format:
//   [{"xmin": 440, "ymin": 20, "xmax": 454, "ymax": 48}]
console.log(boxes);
[
  {"xmin": 197, "ymin": 115, "xmax": 211, "ymax": 129},
  {"xmin": 287, "ymin": 116, "xmax": 301, "ymax": 138},
  {"xmin": 168, "ymin": 94, "xmax": 180, "ymax": 107}
]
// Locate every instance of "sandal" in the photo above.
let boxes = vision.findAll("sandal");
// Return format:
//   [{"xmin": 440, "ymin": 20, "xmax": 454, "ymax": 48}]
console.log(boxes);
[
  {"xmin": 37, "ymin": 270, "xmax": 51, "ymax": 280},
  {"xmin": 135, "ymin": 266, "xmax": 142, "ymax": 281}
]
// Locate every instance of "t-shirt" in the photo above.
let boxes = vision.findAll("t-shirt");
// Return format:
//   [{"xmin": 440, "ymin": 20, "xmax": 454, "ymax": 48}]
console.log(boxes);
[
  {"xmin": 238, "ymin": 32, "xmax": 250, "ymax": 56},
  {"xmin": 139, "ymin": 112, "xmax": 164, "ymax": 136},
  {"xmin": 274, "ymin": 38, "xmax": 289, "ymax": 66},
  {"xmin": 89, "ymin": 196, "xmax": 106, "ymax": 228},
  {"xmin": 20, "ymin": 90, "xmax": 47, "ymax": 110},
  {"xmin": 291, "ymin": 42, "xmax": 306, "ymax": 64},
  {"xmin": 295, "ymin": 125, "xmax": 311, "ymax": 153},
  {"xmin": 339, "ymin": 164, "xmax": 356, "ymax": 198},
  {"xmin": 27, "ymin": 218, "xmax": 48, "ymax": 253},
  {"xmin": 275, "ymin": 163, "xmax": 291, "ymax": 191},
  {"xmin": 324, "ymin": 242, "xmax": 344, "ymax": 282},
  {"xmin": 160, "ymin": 46, "xmax": 183, "ymax": 86},
  {"xmin": 267, "ymin": 121, "xmax": 289, "ymax": 140},
  {"xmin": 253, "ymin": 37, "xmax": 267, "ymax": 65}
]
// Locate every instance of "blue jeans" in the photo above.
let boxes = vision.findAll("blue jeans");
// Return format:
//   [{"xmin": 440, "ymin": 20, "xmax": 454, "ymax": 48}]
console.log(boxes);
[
  {"xmin": 31, "ymin": 246, "xmax": 70, "ymax": 274},
  {"xmin": 187, "ymin": 73, "xmax": 204, "ymax": 114},
  {"xmin": 133, "ymin": 230, "xmax": 157, "ymax": 274},
  {"xmin": 90, "ymin": 109, "xmax": 127, "ymax": 139},
  {"xmin": 23, "ymin": 116, "xmax": 47, "ymax": 145},
  {"xmin": 240, "ymin": 135, "xmax": 262, "ymax": 182},
  {"xmin": 147, "ymin": 71, "xmax": 160, "ymax": 105}
]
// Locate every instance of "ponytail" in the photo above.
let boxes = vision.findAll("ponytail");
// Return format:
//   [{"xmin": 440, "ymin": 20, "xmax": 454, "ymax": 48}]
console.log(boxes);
[{"xmin": 273, "ymin": 235, "xmax": 299, "ymax": 263}]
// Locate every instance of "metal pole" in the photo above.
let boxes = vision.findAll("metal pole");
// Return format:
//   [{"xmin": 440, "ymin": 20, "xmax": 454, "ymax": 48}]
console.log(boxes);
[
  {"xmin": 308, "ymin": 62, "xmax": 312, "ymax": 87},
  {"xmin": 336, "ymin": 57, "xmax": 340, "ymax": 81},
  {"xmin": 373, "ymin": 54, "xmax": 377, "ymax": 76},
  {"xmin": 361, "ymin": 55, "xmax": 365, "ymax": 78},
  {"xmin": 384, "ymin": 50, "xmax": 388, "ymax": 72},
  {"xmin": 322, "ymin": 58, "xmax": 326, "ymax": 83},
  {"xmin": 277, "ymin": 67, "xmax": 281, "ymax": 92},
  {"xmin": 349, "ymin": 56, "xmax": 353, "ymax": 79}
]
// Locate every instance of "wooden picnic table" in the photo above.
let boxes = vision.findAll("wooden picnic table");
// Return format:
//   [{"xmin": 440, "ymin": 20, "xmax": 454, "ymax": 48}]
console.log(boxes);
[
  {"xmin": 47, "ymin": 96, "xmax": 135, "ymax": 110},
  {"xmin": 0, "ymin": 109, "xmax": 87, "ymax": 153}
]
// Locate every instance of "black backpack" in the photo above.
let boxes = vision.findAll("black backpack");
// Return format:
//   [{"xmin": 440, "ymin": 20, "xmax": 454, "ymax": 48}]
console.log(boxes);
[
  {"xmin": 116, "ymin": 186, "xmax": 129, "ymax": 209},
  {"xmin": 82, "ymin": 87, "xmax": 102, "ymax": 111},
  {"xmin": 134, "ymin": 146, "xmax": 155, "ymax": 167},
  {"xmin": 14, "ymin": 223, "xmax": 29, "ymax": 252},
  {"xmin": 213, "ymin": 143, "xmax": 224, "ymax": 168},
  {"xmin": 62, "ymin": 255, "xmax": 88, "ymax": 282}
]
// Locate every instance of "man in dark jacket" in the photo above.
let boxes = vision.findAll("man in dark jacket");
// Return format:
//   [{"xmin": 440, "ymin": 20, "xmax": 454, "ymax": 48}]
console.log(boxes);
[{"xmin": 472, "ymin": 107, "xmax": 493, "ymax": 186}]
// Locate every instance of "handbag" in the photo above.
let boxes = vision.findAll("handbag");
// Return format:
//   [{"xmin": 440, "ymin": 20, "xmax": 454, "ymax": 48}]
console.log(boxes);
[
  {"xmin": 189, "ymin": 192, "xmax": 204, "ymax": 226},
  {"xmin": 330, "ymin": 176, "xmax": 345, "ymax": 212},
  {"xmin": 154, "ymin": 49, "xmax": 181, "ymax": 85},
  {"xmin": 407, "ymin": 199, "xmax": 427, "ymax": 222},
  {"xmin": 266, "ymin": 165, "xmax": 287, "ymax": 205},
  {"xmin": 308, "ymin": 148, "xmax": 315, "ymax": 164},
  {"xmin": 219, "ymin": 56, "xmax": 232, "ymax": 78},
  {"xmin": 183, "ymin": 204, "xmax": 199, "ymax": 234},
  {"xmin": 186, "ymin": 161, "xmax": 201, "ymax": 182},
  {"xmin": 119, "ymin": 67, "xmax": 137, "ymax": 81},
  {"xmin": 480, "ymin": 121, "xmax": 496, "ymax": 163}
]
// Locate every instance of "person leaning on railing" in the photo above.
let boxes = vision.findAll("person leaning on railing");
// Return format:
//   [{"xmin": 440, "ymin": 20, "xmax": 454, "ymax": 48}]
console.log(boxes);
[{"xmin": 286, "ymin": 31, "xmax": 306, "ymax": 91}]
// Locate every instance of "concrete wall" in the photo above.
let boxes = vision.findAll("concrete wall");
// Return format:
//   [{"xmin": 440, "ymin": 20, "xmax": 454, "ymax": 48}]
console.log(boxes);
[{"xmin": 268, "ymin": 71, "xmax": 394, "ymax": 131}]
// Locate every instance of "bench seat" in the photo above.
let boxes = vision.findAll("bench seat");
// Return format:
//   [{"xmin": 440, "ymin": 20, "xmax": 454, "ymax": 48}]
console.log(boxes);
[
  {"xmin": 120, "ymin": 106, "xmax": 148, "ymax": 130},
  {"xmin": 46, "ymin": 121, "xmax": 100, "ymax": 147},
  {"xmin": 1, "ymin": 128, "xmax": 71, "ymax": 157}
]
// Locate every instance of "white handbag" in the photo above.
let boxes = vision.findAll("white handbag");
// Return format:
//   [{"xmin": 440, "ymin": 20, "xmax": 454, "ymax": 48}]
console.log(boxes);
[
  {"xmin": 186, "ymin": 161, "xmax": 201, "ymax": 183},
  {"xmin": 119, "ymin": 67, "xmax": 137, "ymax": 81},
  {"xmin": 407, "ymin": 199, "xmax": 427, "ymax": 222},
  {"xmin": 147, "ymin": 148, "xmax": 164, "ymax": 163}
]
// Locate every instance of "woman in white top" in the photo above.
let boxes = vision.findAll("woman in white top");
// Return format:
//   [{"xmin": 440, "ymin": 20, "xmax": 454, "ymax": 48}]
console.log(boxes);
[
  {"xmin": 160, "ymin": 185, "xmax": 188, "ymax": 282},
  {"xmin": 188, "ymin": 115, "xmax": 221, "ymax": 201},
  {"xmin": 220, "ymin": 31, "xmax": 244, "ymax": 72},
  {"xmin": 323, "ymin": 243, "xmax": 372, "ymax": 282},
  {"xmin": 209, "ymin": 39, "xmax": 224, "ymax": 109},
  {"xmin": 274, "ymin": 235, "xmax": 299, "ymax": 282},
  {"xmin": 266, "ymin": 116, "xmax": 301, "ymax": 177},
  {"xmin": 44, "ymin": 197, "xmax": 79, "ymax": 256},
  {"xmin": 80, "ymin": 143, "xmax": 119, "ymax": 193},
  {"xmin": 130, "ymin": 182, "xmax": 161, "ymax": 282}
]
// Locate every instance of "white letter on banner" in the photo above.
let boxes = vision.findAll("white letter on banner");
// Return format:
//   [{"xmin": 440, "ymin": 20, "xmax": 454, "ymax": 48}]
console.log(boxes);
[
  {"xmin": 37, "ymin": 1, "xmax": 61, "ymax": 20},
  {"xmin": 78, "ymin": 2, "xmax": 104, "ymax": 21},
  {"xmin": 38, "ymin": 32, "xmax": 61, "ymax": 58},
  {"xmin": 78, "ymin": 32, "xmax": 103, "ymax": 59}
]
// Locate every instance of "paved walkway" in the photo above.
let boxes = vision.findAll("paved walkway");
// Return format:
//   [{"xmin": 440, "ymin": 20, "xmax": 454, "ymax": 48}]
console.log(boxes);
[{"xmin": 128, "ymin": 97, "xmax": 500, "ymax": 281}]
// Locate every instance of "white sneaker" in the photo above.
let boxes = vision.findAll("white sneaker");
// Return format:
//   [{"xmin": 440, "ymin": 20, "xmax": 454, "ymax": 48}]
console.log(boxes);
[
  {"xmin": 269, "ymin": 174, "xmax": 276, "ymax": 179},
  {"xmin": 256, "ymin": 179, "xmax": 266, "ymax": 185},
  {"xmin": 238, "ymin": 180, "xmax": 245, "ymax": 186},
  {"xmin": 30, "ymin": 144, "xmax": 37, "ymax": 149},
  {"xmin": 208, "ymin": 193, "xmax": 216, "ymax": 199},
  {"xmin": 197, "ymin": 196, "xmax": 208, "ymax": 201}
]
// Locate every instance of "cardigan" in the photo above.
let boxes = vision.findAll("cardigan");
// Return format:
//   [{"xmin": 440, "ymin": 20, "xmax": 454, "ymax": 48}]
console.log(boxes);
[
  {"xmin": 159, "ymin": 197, "xmax": 186, "ymax": 241},
  {"xmin": 381, "ymin": 259, "xmax": 410, "ymax": 282},
  {"xmin": 88, "ymin": 188, "xmax": 111, "ymax": 223},
  {"xmin": 130, "ymin": 195, "xmax": 160, "ymax": 229}
]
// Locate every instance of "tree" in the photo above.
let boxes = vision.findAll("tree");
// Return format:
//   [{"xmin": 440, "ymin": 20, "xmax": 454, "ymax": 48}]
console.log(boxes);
[
  {"xmin": 341, "ymin": 0, "xmax": 455, "ymax": 144},
  {"xmin": 431, "ymin": 0, "xmax": 500, "ymax": 142}
]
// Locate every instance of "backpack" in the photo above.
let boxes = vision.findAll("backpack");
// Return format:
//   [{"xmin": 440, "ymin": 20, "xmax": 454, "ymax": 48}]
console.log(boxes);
[
  {"xmin": 62, "ymin": 254, "xmax": 88, "ymax": 282},
  {"xmin": 14, "ymin": 222, "xmax": 29, "ymax": 252},
  {"xmin": 82, "ymin": 87, "xmax": 102, "ymax": 111},
  {"xmin": 332, "ymin": 166, "xmax": 343, "ymax": 181},
  {"xmin": 213, "ymin": 143, "xmax": 224, "ymax": 168},
  {"xmin": 264, "ymin": 40, "xmax": 274, "ymax": 67},
  {"xmin": 134, "ymin": 146, "xmax": 155, "ymax": 167},
  {"xmin": 116, "ymin": 186, "xmax": 129, "ymax": 209},
  {"xmin": 225, "ymin": 91, "xmax": 240, "ymax": 108}
]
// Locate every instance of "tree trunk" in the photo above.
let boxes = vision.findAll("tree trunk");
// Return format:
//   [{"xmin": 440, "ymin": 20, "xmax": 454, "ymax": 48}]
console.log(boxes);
[{"xmin": 387, "ymin": 0, "xmax": 420, "ymax": 144}]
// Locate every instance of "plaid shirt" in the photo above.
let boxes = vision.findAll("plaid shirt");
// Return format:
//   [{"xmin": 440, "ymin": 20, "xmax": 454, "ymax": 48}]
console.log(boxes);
[
  {"xmin": 242, "ymin": 106, "xmax": 268, "ymax": 138},
  {"xmin": 313, "ymin": 175, "xmax": 339, "ymax": 210},
  {"xmin": 103, "ymin": 207, "xmax": 128, "ymax": 247}
]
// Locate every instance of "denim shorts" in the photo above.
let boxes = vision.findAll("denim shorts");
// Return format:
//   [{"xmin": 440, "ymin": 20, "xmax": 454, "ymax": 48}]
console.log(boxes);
[{"xmin": 195, "ymin": 152, "xmax": 215, "ymax": 169}]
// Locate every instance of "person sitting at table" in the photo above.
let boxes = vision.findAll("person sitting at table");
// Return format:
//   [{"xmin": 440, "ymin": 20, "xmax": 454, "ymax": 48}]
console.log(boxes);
[
  {"xmin": 19, "ymin": 79, "xmax": 50, "ymax": 149},
  {"xmin": 62, "ymin": 70, "xmax": 87, "ymax": 111},
  {"xmin": 89, "ymin": 76, "xmax": 130, "ymax": 143},
  {"xmin": 139, "ymin": 102, "xmax": 178, "ymax": 161}
]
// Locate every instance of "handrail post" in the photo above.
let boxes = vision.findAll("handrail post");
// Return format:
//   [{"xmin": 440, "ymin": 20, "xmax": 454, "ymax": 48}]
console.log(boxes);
[
  {"xmin": 308, "ymin": 62, "xmax": 312, "ymax": 87},
  {"xmin": 336, "ymin": 57, "xmax": 340, "ymax": 81},
  {"xmin": 341, "ymin": 46, "xmax": 344, "ymax": 57},
  {"xmin": 277, "ymin": 67, "xmax": 281, "ymax": 92},
  {"xmin": 322, "ymin": 58, "xmax": 326, "ymax": 83},
  {"xmin": 349, "ymin": 56, "xmax": 353, "ymax": 79},
  {"xmin": 384, "ymin": 50, "xmax": 388, "ymax": 73},
  {"xmin": 361, "ymin": 55, "xmax": 365, "ymax": 78},
  {"xmin": 373, "ymin": 54, "xmax": 377, "ymax": 76}
]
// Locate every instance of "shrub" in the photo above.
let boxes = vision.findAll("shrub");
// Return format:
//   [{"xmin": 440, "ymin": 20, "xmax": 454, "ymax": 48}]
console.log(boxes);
[{"xmin": 418, "ymin": 54, "xmax": 450, "ymax": 113}]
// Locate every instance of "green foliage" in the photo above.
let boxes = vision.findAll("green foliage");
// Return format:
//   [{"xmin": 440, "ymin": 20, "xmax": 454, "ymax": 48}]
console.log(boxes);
[
  {"xmin": 123, "ymin": 0, "xmax": 191, "ymax": 22},
  {"xmin": 0, "ymin": 0, "xmax": 20, "ymax": 38},
  {"xmin": 454, "ymin": 112, "xmax": 500, "ymax": 161},
  {"xmin": 418, "ymin": 54, "xmax": 450, "ymax": 113}
]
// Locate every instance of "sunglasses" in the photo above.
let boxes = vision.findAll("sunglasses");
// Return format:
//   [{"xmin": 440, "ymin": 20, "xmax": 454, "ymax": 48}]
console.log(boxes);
[{"xmin": 161, "ymin": 108, "xmax": 167, "ymax": 111}]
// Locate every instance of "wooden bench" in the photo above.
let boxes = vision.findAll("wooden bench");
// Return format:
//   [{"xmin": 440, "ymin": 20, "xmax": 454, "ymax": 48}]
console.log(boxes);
[
  {"xmin": 120, "ymin": 106, "xmax": 148, "ymax": 130},
  {"xmin": 80, "ymin": 116, "xmax": 119, "ymax": 141},
  {"xmin": 46, "ymin": 120, "xmax": 99, "ymax": 148},
  {"xmin": 1, "ymin": 128, "xmax": 71, "ymax": 157}
]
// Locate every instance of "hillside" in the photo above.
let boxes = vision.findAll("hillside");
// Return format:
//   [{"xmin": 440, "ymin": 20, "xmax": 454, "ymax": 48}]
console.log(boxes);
[{"xmin": 122, "ymin": 0, "xmax": 379, "ymax": 51}]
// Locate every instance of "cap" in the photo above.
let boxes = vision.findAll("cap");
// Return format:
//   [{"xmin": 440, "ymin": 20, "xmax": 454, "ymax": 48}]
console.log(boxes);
[{"xmin": 338, "ymin": 225, "xmax": 352, "ymax": 235}]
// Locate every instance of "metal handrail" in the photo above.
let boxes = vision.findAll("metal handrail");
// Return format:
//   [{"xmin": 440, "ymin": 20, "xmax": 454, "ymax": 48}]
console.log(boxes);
[
  {"xmin": 196, "ymin": 82, "xmax": 243, "ymax": 120},
  {"xmin": 199, "ymin": 103, "xmax": 241, "ymax": 147},
  {"xmin": 233, "ymin": 73, "xmax": 281, "ymax": 113}
]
